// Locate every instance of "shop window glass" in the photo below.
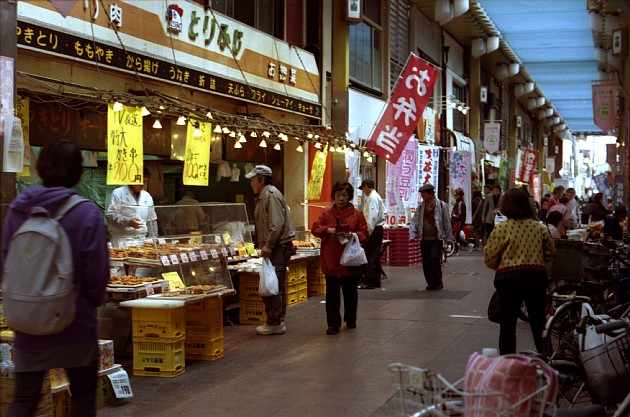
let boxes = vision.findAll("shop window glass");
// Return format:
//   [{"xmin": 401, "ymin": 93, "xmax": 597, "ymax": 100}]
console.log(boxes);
[
  {"xmin": 349, "ymin": 20, "xmax": 382, "ymax": 91},
  {"xmin": 212, "ymin": 0, "xmax": 277, "ymax": 37}
]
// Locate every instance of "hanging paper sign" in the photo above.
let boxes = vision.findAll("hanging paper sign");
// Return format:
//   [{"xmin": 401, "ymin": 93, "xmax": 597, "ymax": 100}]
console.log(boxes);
[
  {"xmin": 417, "ymin": 145, "xmax": 440, "ymax": 192},
  {"xmin": 592, "ymin": 83, "xmax": 618, "ymax": 132},
  {"xmin": 306, "ymin": 146, "xmax": 328, "ymax": 200},
  {"xmin": 385, "ymin": 137, "xmax": 418, "ymax": 226},
  {"xmin": 2, "ymin": 115, "xmax": 24, "ymax": 173},
  {"xmin": 107, "ymin": 369, "xmax": 133, "ymax": 399},
  {"xmin": 499, "ymin": 160, "xmax": 509, "ymax": 192},
  {"xmin": 483, "ymin": 121, "xmax": 501, "ymax": 154},
  {"xmin": 532, "ymin": 174, "xmax": 542, "ymax": 203},
  {"xmin": 16, "ymin": 97, "xmax": 31, "ymax": 176},
  {"xmin": 161, "ymin": 271, "xmax": 185, "ymax": 290},
  {"xmin": 106, "ymin": 104, "xmax": 144, "ymax": 185},
  {"xmin": 519, "ymin": 149, "xmax": 538, "ymax": 184},
  {"xmin": 449, "ymin": 150, "xmax": 472, "ymax": 224},
  {"xmin": 183, "ymin": 119, "xmax": 211, "ymax": 186},
  {"xmin": 365, "ymin": 54, "xmax": 439, "ymax": 164},
  {"xmin": 593, "ymin": 172, "xmax": 613, "ymax": 202}
]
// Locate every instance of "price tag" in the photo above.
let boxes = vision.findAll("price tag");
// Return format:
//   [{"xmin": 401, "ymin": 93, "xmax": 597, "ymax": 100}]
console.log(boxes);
[
  {"xmin": 107, "ymin": 369, "xmax": 133, "ymax": 398},
  {"xmin": 229, "ymin": 247, "xmax": 237, "ymax": 255},
  {"xmin": 200, "ymin": 250, "xmax": 208, "ymax": 260},
  {"xmin": 180, "ymin": 253, "xmax": 189, "ymax": 263},
  {"xmin": 222, "ymin": 231, "xmax": 231, "ymax": 244},
  {"xmin": 158, "ymin": 238, "xmax": 167, "ymax": 245},
  {"xmin": 210, "ymin": 249, "xmax": 218, "ymax": 259},
  {"xmin": 144, "ymin": 283, "xmax": 155, "ymax": 296},
  {"xmin": 189, "ymin": 252, "xmax": 198, "ymax": 262},
  {"xmin": 245, "ymin": 243, "xmax": 257, "ymax": 256},
  {"xmin": 221, "ymin": 248, "xmax": 229, "ymax": 257},
  {"xmin": 161, "ymin": 271, "xmax": 185, "ymax": 290},
  {"xmin": 237, "ymin": 246, "xmax": 248, "ymax": 257},
  {"xmin": 161, "ymin": 280, "xmax": 170, "ymax": 292},
  {"xmin": 160, "ymin": 255, "xmax": 171, "ymax": 266},
  {"xmin": 169, "ymin": 254, "xmax": 180, "ymax": 265}
]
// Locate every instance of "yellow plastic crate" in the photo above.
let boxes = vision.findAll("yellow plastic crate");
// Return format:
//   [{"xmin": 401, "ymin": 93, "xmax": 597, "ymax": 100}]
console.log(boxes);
[
  {"xmin": 308, "ymin": 283, "xmax": 326, "ymax": 296},
  {"xmin": 133, "ymin": 337, "xmax": 185, "ymax": 377},
  {"xmin": 239, "ymin": 273, "xmax": 261, "ymax": 299},
  {"xmin": 132, "ymin": 307, "xmax": 185, "ymax": 340},
  {"xmin": 185, "ymin": 337, "xmax": 224, "ymax": 360},
  {"xmin": 184, "ymin": 298, "xmax": 222, "ymax": 327},
  {"xmin": 239, "ymin": 299, "xmax": 266, "ymax": 324},
  {"xmin": 287, "ymin": 288, "xmax": 300, "ymax": 305},
  {"xmin": 186, "ymin": 324, "xmax": 223, "ymax": 341},
  {"xmin": 298, "ymin": 287, "xmax": 308, "ymax": 303},
  {"xmin": 287, "ymin": 262, "xmax": 307, "ymax": 282}
]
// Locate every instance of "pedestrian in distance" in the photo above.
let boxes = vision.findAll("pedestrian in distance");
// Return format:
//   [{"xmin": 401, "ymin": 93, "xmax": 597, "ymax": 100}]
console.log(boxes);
[
  {"xmin": 483, "ymin": 187, "xmax": 555, "ymax": 355},
  {"xmin": 588, "ymin": 192, "xmax": 611, "ymax": 222},
  {"xmin": 481, "ymin": 184, "xmax": 503, "ymax": 242},
  {"xmin": 358, "ymin": 179, "xmax": 386, "ymax": 289},
  {"xmin": 409, "ymin": 183, "xmax": 452, "ymax": 290},
  {"xmin": 246, "ymin": 165, "xmax": 296, "ymax": 335},
  {"xmin": 604, "ymin": 205, "xmax": 627, "ymax": 241},
  {"xmin": 311, "ymin": 181, "xmax": 369, "ymax": 335},
  {"xmin": 471, "ymin": 189, "xmax": 485, "ymax": 249},
  {"xmin": 545, "ymin": 211, "xmax": 563, "ymax": 239},
  {"xmin": 451, "ymin": 187, "xmax": 474, "ymax": 254},
  {"xmin": 2, "ymin": 140, "xmax": 110, "ymax": 417}
]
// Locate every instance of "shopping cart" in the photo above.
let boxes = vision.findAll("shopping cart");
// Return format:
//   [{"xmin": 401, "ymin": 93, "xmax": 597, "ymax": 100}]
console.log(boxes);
[{"xmin": 389, "ymin": 362, "xmax": 556, "ymax": 417}]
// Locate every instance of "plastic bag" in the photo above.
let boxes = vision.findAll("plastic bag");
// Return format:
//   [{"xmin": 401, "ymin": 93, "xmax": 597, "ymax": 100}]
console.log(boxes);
[
  {"xmin": 340, "ymin": 233, "xmax": 367, "ymax": 266},
  {"xmin": 494, "ymin": 211, "xmax": 507, "ymax": 226},
  {"xmin": 259, "ymin": 258, "xmax": 279, "ymax": 296}
]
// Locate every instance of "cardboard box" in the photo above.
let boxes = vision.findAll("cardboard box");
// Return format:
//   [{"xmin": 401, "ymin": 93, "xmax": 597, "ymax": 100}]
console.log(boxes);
[{"xmin": 98, "ymin": 339, "xmax": 115, "ymax": 371}]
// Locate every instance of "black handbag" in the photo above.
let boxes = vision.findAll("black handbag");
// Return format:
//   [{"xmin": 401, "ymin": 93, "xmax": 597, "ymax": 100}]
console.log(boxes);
[{"xmin": 487, "ymin": 290, "xmax": 501, "ymax": 323}]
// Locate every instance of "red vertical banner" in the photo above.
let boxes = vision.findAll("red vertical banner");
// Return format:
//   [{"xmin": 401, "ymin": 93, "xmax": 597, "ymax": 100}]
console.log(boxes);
[
  {"xmin": 365, "ymin": 54, "xmax": 439, "ymax": 164},
  {"xmin": 592, "ymin": 83, "xmax": 618, "ymax": 131},
  {"xmin": 519, "ymin": 149, "xmax": 538, "ymax": 184}
]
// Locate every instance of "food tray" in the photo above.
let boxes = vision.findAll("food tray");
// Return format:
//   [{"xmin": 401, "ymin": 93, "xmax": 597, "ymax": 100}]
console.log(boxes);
[
  {"xmin": 107, "ymin": 279, "xmax": 166, "ymax": 289},
  {"xmin": 147, "ymin": 294, "xmax": 207, "ymax": 302},
  {"xmin": 124, "ymin": 257, "xmax": 163, "ymax": 267}
]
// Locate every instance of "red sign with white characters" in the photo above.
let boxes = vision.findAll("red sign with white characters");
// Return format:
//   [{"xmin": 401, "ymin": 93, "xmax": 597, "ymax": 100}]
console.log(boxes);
[
  {"xmin": 520, "ymin": 149, "xmax": 538, "ymax": 184},
  {"xmin": 365, "ymin": 54, "xmax": 438, "ymax": 164}
]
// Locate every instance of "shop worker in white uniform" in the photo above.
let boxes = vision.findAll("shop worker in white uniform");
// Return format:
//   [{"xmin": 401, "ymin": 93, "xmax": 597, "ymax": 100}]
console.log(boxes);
[
  {"xmin": 358, "ymin": 179, "xmax": 386, "ymax": 289},
  {"xmin": 106, "ymin": 168, "xmax": 158, "ymax": 247}
]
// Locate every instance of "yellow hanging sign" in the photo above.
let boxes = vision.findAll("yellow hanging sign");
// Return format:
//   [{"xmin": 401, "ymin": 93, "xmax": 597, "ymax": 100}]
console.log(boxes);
[
  {"xmin": 16, "ymin": 97, "xmax": 30, "ymax": 177},
  {"xmin": 183, "ymin": 119, "xmax": 211, "ymax": 186},
  {"xmin": 306, "ymin": 146, "xmax": 328, "ymax": 200},
  {"xmin": 107, "ymin": 104, "xmax": 144, "ymax": 185},
  {"xmin": 161, "ymin": 271, "xmax": 185, "ymax": 291}
]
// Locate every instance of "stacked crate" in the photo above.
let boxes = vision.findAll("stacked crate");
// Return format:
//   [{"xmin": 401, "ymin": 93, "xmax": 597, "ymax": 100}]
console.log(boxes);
[
  {"xmin": 239, "ymin": 272, "xmax": 267, "ymax": 325},
  {"xmin": 131, "ymin": 307, "xmax": 185, "ymax": 377},
  {"xmin": 286, "ymin": 261, "xmax": 308, "ymax": 305},
  {"xmin": 184, "ymin": 298, "xmax": 224, "ymax": 361},
  {"xmin": 307, "ymin": 260, "xmax": 326, "ymax": 296},
  {"xmin": 383, "ymin": 227, "xmax": 421, "ymax": 266}
]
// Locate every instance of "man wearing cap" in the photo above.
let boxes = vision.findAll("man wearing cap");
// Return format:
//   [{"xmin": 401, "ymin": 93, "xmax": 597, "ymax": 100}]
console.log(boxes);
[
  {"xmin": 358, "ymin": 179, "xmax": 386, "ymax": 289},
  {"xmin": 409, "ymin": 183, "xmax": 452, "ymax": 290},
  {"xmin": 246, "ymin": 165, "xmax": 296, "ymax": 335},
  {"xmin": 106, "ymin": 167, "xmax": 158, "ymax": 247}
]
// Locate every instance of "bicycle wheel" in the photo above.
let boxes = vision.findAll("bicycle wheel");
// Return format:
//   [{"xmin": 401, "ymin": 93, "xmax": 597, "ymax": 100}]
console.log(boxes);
[
  {"xmin": 552, "ymin": 360, "xmax": 595, "ymax": 409},
  {"xmin": 542, "ymin": 302, "xmax": 582, "ymax": 361},
  {"xmin": 545, "ymin": 283, "xmax": 594, "ymax": 320},
  {"xmin": 445, "ymin": 241, "xmax": 456, "ymax": 257}
]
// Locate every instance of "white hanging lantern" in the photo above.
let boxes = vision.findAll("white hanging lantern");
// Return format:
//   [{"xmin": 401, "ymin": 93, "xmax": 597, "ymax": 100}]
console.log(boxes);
[
  {"xmin": 453, "ymin": 0, "xmax": 469, "ymax": 17},
  {"xmin": 514, "ymin": 83, "xmax": 525, "ymax": 97},
  {"xmin": 545, "ymin": 108, "xmax": 554, "ymax": 117},
  {"xmin": 525, "ymin": 82, "xmax": 535, "ymax": 93},
  {"xmin": 528, "ymin": 98, "xmax": 537, "ymax": 110},
  {"xmin": 496, "ymin": 64, "xmax": 509, "ymax": 80},
  {"xmin": 471, "ymin": 38, "xmax": 486, "ymax": 58},
  {"xmin": 486, "ymin": 36, "xmax": 500, "ymax": 53},
  {"xmin": 536, "ymin": 97, "xmax": 546, "ymax": 108}
]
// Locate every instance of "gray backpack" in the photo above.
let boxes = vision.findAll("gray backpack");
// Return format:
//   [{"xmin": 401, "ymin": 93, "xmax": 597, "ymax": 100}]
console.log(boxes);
[{"xmin": 2, "ymin": 195, "xmax": 88, "ymax": 335}]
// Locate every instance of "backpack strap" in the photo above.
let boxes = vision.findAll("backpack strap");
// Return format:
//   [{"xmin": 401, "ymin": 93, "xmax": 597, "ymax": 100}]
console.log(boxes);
[{"xmin": 54, "ymin": 194, "xmax": 90, "ymax": 221}]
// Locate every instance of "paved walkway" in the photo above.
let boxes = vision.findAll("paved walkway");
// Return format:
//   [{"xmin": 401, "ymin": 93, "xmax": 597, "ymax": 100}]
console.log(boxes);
[{"xmin": 98, "ymin": 252, "xmax": 535, "ymax": 417}]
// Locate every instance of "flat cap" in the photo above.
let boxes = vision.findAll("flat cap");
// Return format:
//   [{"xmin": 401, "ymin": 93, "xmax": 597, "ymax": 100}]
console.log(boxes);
[
  {"xmin": 419, "ymin": 183, "xmax": 435, "ymax": 193},
  {"xmin": 245, "ymin": 165, "xmax": 272, "ymax": 178}
]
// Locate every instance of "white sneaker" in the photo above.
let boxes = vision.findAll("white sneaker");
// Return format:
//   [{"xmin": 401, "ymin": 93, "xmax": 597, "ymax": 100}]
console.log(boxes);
[
  {"xmin": 256, "ymin": 322, "xmax": 286, "ymax": 335},
  {"xmin": 467, "ymin": 244, "xmax": 474, "ymax": 253}
]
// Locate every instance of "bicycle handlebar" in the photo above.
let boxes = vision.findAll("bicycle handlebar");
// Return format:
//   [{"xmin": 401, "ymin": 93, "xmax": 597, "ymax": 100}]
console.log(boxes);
[{"xmin": 595, "ymin": 318, "xmax": 630, "ymax": 334}]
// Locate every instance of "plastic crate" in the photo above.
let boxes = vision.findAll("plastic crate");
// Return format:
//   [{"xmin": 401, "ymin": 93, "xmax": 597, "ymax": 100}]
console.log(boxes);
[
  {"xmin": 287, "ymin": 288, "xmax": 300, "ymax": 305},
  {"xmin": 308, "ymin": 283, "xmax": 326, "ymax": 296},
  {"xmin": 185, "ymin": 337, "xmax": 224, "ymax": 360},
  {"xmin": 133, "ymin": 337, "xmax": 185, "ymax": 377},
  {"xmin": 186, "ymin": 324, "xmax": 223, "ymax": 341},
  {"xmin": 184, "ymin": 298, "xmax": 222, "ymax": 327},
  {"xmin": 239, "ymin": 273, "xmax": 261, "ymax": 299},
  {"xmin": 132, "ymin": 307, "xmax": 185, "ymax": 340},
  {"xmin": 298, "ymin": 287, "xmax": 308, "ymax": 303},
  {"xmin": 239, "ymin": 299, "xmax": 266, "ymax": 324}
]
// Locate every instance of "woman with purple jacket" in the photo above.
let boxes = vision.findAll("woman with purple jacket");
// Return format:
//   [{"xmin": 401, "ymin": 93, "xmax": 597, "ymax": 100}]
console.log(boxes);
[{"xmin": 2, "ymin": 140, "xmax": 109, "ymax": 417}]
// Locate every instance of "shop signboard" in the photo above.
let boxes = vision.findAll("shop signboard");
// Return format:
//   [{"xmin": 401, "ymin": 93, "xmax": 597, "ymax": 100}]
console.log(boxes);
[
  {"xmin": 519, "ymin": 149, "xmax": 538, "ymax": 184},
  {"xmin": 483, "ymin": 121, "xmax": 500, "ymax": 154},
  {"xmin": 449, "ymin": 150, "xmax": 472, "ymax": 224},
  {"xmin": 365, "ymin": 54, "xmax": 438, "ymax": 164},
  {"xmin": 593, "ymin": 172, "xmax": 613, "ymax": 202},
  {"xmin": 306, "ymin": 147, "xmax": 328, "ymax": 200},
  {"xmin": 532, "ymin": 174, "xmax": 542, "ymax": 203},
  {"xmin": 183, "ymin": 120, "xmax": 211, "ymax": 186},
  {"xmin": 499, "ymin": 160, "xmax": 509, "ymax": 192},
  {"xmin": 417, "ymin": 144, "xmax": 440, "ymax": 194},
  {"xmin": 385, "ymin": 138, "xmax": 418, "ymax": 226},
  {"xmin": 106, "ymin": 104, "xmax": 144, "ymax": 185},
  {"xmin": 592, "ymin": 83, "xmax": 618, "ymax": 132}
]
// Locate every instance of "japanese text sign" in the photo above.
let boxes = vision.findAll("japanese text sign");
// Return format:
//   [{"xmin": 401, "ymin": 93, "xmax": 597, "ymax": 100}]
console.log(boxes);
[
  {"xmin": 306, "ymin": 147, "xmax": 328, "ymax": 200},
  {"xmin": 183, "ymin": 120, "xmax": 211, "ymax": 186},
  {"xmin": 449, "ymin": 150, "xmax": 472, "ymax": 224},
  {"xmin": 519, "ymin": 149, "xmax": 538, "ymax": 184},
  {"xmin": 483, "ymin": 121, "xmax": 500, "ymax": 154},
  {"xmin": 417, "ymin": 145, "xmax": 440, "ymax": 192},
  {"xmin": 386, "ymin": 138, "xmax": 418, "ymax": 226},
  {"xmin": 107, "ymin": 105, "xmax": 143, "ymax": 185},
  {"xmin": 365, "ymin": 54, "xmax": 438, "ymax": 164},
  {"xmin": 592, "ymin": 83, "xmax": 618, "ymax": 132}
]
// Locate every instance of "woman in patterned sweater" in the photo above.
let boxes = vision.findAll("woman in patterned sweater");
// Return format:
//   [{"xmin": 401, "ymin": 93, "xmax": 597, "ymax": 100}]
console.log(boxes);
[{"xmin": 483, "ymin": 188, "xmax": 555, "ymax": 354}]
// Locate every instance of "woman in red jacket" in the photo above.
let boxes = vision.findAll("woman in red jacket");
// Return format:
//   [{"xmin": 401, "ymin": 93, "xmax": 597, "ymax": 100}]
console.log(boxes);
[{"xmin": 312, "ymin": 181, "xmax": 369, "ymax": 335}]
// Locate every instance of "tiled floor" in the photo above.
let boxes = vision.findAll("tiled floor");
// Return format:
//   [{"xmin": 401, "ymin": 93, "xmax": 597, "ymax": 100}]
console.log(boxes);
[{"xmin": 97, "ymin": 253, "xmax": 535, "ymax": 417}]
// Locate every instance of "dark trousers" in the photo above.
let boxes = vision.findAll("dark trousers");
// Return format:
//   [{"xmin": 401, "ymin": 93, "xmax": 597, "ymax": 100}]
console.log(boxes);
[
  {"xmin": 8, "ymin": 360, "xmax": 99, "ymax": 417},
  {"xmin": 420, "ymin": 239, "xmax": 443, "ymax": 288},
  {"xmin": 325, "ymin": 275, "xmax": 360, "ymax": 329},
  {"xmin": 494, "ymin": 269, "xmax": 548, "ymax": 355},
  {"xmin": 484, "ymin": 223, "xmax": 495, "ymax": 241},
  {"xmin": 363, "ymin": 226, "xmax": 383, "ymax": 287},
  {"xmin": 473, "ymin": 224, "xmax": 485, "ymax": 247},
  {"xmin": 261, "ymin": 242, "xmax": 294, "ymax": 326}
]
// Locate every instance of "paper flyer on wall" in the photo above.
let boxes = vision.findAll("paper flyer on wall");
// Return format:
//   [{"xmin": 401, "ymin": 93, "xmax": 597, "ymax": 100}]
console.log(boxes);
[{"xmin": 2, "ymin": 114, "xmax": 25, "ymax": 173}]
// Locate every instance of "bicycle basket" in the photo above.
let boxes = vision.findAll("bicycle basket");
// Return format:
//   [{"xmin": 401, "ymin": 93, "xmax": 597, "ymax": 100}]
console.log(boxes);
[{"xmin": 578, "ymin": 325, "xmax": 630, "ymax": 405}]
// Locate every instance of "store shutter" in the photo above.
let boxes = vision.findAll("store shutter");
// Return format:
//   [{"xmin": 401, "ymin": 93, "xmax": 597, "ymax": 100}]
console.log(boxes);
[{"xmin": 389, "ymin": 0, "xmax": 410, "ymax": 91}]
